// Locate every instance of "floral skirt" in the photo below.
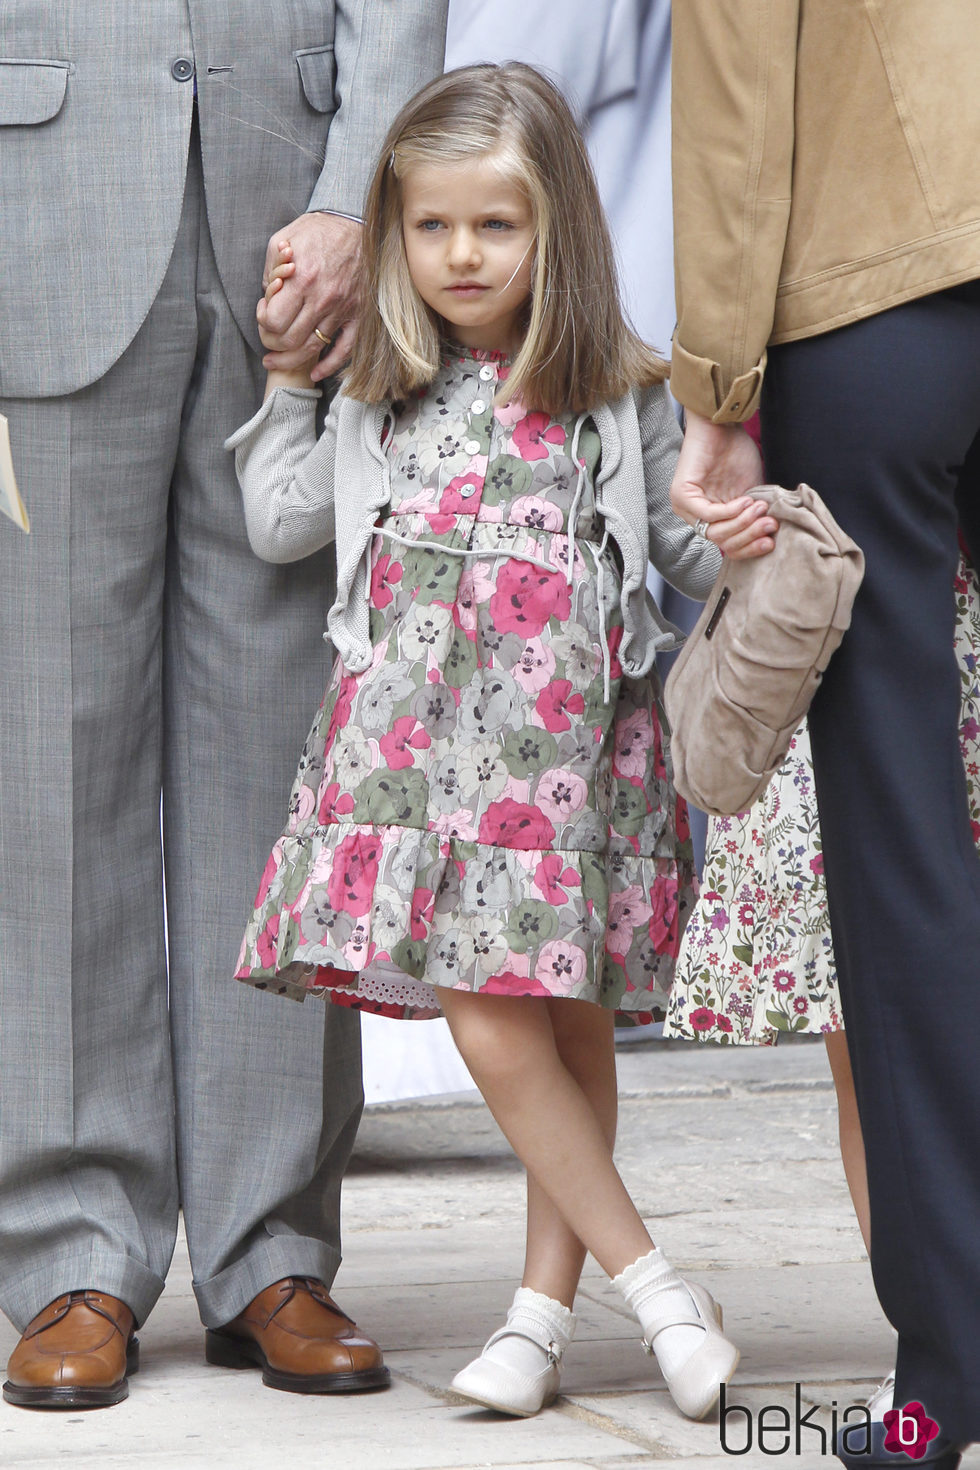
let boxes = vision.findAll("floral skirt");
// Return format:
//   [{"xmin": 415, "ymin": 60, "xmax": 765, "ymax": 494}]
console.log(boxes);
[
  {"xmin": 667, "ymin": 554, "xmax": 980, "ymax": 1044},
  {"xmin": 235, "ymin": 517, "xmax": 695, "ymax": 1020}
]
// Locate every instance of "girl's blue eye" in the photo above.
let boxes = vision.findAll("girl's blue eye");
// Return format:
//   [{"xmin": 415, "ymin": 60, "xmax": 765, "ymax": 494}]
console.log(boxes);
[
  {"xmin": 419, "ymin": 219, "xmax": 442, "ymax": 231},
  {"xmin": 484, "ymin": 219, "xmax": 512, "ymax": 231}
]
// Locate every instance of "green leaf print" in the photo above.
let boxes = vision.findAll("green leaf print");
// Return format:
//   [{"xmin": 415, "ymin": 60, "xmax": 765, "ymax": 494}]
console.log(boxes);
[
  {"xmin": 390, "ymin": 936, "xmax": 427, "ymax": 979},
  {"xmin": 355, "ymin": 768, "xmax": 429, "ymax": 827},
  {"xmin": 611, "ymin": 780, "xmax": 647, "ymax": 836},
  {"xmin": 483, "ymin": 454, "xmax": 533, "ymax": 504},
  {"xmin": 732, "ymin": 944, "xmax": 755, "ymax": 966},
  {"xmin": 501, "ymin": 727, "xmax": 558, "ymax": 778},
  {"xmin": 504, "ymin": 900, "xmax": 560, "ymax": 954},
  {"xmin": 443, "ymin": 629, "xmax": 480, "ymax": 690}
]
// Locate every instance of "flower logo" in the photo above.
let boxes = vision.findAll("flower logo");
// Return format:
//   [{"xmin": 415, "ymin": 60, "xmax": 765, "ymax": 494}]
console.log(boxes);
[{"xmin": 882, "ymin": 1402, "xmax": 940, "ymax": 1459}]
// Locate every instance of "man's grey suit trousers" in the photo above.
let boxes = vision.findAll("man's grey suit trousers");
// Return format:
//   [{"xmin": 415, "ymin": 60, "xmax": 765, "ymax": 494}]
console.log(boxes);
[{"xmin": 0, "ymin": 130, "xmax": 362, "ymax": 1332}]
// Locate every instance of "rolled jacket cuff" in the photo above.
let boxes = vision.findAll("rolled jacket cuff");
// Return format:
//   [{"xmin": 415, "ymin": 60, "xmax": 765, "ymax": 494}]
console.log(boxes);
[{"xmin": 668, "ymin": 337, "xmax": 766, "ymax": 423}]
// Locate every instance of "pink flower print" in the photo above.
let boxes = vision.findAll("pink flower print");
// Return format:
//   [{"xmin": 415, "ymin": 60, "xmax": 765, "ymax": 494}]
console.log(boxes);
[
  {"xmin": 343, "ymin": 919, "xmax": 374, "ymax": 970},
  {"xmin": 425, "ymin": 511, "xmax": 456, "ymax": 534},
  {"xmin": 649, "ymin": 875, "xmax": 679, "ymax": 953},
  {"xmin": 607, "ymin": 885, "xmax": 654, "ymax": 957},
  {"xmin": 534, "ymin": 679, "xmax": 585, "ymax": 733},
  {"xmin": 612, "ymin": 708, "xmax": 654, "ymax": 779},
  {"xmin": 379, "ymin": 716, "xmax": 431, "ymax": 771},
  {"xmin": 689, "ymin": 1007, "xmax": 717, "ymax": 1032},
  {"xmin": 772, "ymin": 969, "xmax": 795, "ymax": 992},
  {"xmin": 606, "ymin": 624, "xmax": 623, "ymax": 680},
  {"xmin": 478, "ymin": 797, "xmax": 556, "ymax": 851},
  {"xmin": 490, "ymin": 560, "xmax": 571, "ymax": 637},
  {"xmin": 466, "ymin": 559, "xmax": 497, "ymax": 605},
  {"xmin": 479, "ymin": 971, "xmax": 549, "ymax": 997},
  {"xmin": 327, "ymin": 832, "xmax": 382, "ymax": 918},
  {"xmin": 325, "ymin": 674, "xmax": 357, "ymax": 749},
  {"xmin": 292, "ymin": 785, "xmax": 316, "ymax": 826},
  {"xmin": 410, "ymin": 886, "xmax": 436, "ymax": 941},
  {"xmin": 717, "ymin": 1015, "xmax": 734, "ymax": 1033},
  {"xmin": 317, "ymin": 781, "xmax": 356, "ymax": 824},
  {"xmin": 533, "ymin": 939, "xmax": 586, "ymax": 995},
  {"xmin": 532, "ymin": 853, "xmax": 582, "ymax": 906},
  {"xmin": 809, "ymin": 853, "xmax": 824, "ymax": 875},
  {"xmin": 510, "ymin": 495, "xmax": 564, "ymax": 532},
  {"xmin": 255, "ymin": 913, "xmax": 280, "ymax": 969},
  {"xmin": 370, "ymin": 553, "xmax": 403, "ymax": 609},
  {"xmin": 429, "ymin": 809, "xmax": 479, "ymax": 841},
  {"xmin": 512, "ymin": 637, "xmax": 556, "ymax": 694},
  {"xmin": 512, "ymin": 412, "xmax": 566, "ymax": 461},
  {"xmin": 255, "ymin": 840, "xmax": 284, "ymax": 908},
  {"xmin": 440, "ymin": 472, "xmax": 484, "ymax": 514},
  {"xmin": 454, "ymin": 569, "xmax": 480, "ymax": 634},
  {"xmin": 493, "ymin": 391, "xmax": 524, "ymax": 427},
  {"xmin": 536, "ymin": 767, "xmax": 588, "ymax": 826}
]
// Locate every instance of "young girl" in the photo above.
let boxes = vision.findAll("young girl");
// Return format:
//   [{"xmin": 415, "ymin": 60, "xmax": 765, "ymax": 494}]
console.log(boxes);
[{"xmin": 227, "ymin": 63, "xmax": 773, "ymax": 1421}]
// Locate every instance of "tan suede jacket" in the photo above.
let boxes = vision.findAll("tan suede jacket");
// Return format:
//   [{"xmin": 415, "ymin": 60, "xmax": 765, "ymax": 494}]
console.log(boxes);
[{"xmin": 670, "ymin": 0, "xmax": 980, "ymax": 424}]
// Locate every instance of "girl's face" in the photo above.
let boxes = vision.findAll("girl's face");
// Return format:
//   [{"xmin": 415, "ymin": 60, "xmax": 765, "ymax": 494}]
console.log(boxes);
[{"xmin": 401, "ymin": 154, "xmax": 535, "ymax": 354}]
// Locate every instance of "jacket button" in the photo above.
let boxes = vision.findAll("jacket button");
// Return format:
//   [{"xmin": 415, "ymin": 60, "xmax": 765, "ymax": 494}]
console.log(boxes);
[{"xmin": 171, "ymin": 57, "xmax": 195, "ymax": 82}]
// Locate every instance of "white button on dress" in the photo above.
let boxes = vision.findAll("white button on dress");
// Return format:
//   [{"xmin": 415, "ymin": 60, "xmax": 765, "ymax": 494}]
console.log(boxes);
[{"xmin": 464, "ymin": 439, "xmax": 481, "ymax": 455}]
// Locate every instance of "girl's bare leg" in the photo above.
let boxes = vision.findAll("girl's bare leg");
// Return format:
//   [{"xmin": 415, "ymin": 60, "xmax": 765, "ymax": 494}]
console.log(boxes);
[
  {"xmin": 521, "ymin": 1000, "xmax": 619, "ymax": 1306},
  {"xmin": 439, "ymin": 989, "xmax": 654, "ymax": 1278},
  {"xmin": 825, "ymin": 1030, "xmax": 871, "ymax": 1254}
]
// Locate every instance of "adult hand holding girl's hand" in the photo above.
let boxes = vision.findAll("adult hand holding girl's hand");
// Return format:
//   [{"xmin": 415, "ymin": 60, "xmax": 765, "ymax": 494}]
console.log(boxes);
[
  {"xmin": 257, "ymin": 212, "xmax": 362, "ymax": 383},
  {"xmin": 671, "ymin": 410, "xmax": 776, "ymax": 560}
]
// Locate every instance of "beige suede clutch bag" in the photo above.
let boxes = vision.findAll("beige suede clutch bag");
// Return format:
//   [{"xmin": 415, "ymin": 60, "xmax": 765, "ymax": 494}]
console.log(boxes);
[{"xmin": 664, "ymin": 483, "xmax": 865, "ymax": 817}]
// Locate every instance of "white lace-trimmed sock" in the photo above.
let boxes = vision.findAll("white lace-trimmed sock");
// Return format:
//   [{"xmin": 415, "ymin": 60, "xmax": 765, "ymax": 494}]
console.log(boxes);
[
  {"xmin": 481, "ymin": 1288, "xmax": 576, "ymax": 1377},
  {"xmin": 612, "ymin": 1248, "xmax": 707, "ymax": 1376}
]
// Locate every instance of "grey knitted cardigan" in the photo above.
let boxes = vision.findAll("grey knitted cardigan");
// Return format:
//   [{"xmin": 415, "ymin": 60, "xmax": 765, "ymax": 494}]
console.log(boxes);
[{"xmin": 226, "ymin": 380, "xmax": 721, "ymax": 677}]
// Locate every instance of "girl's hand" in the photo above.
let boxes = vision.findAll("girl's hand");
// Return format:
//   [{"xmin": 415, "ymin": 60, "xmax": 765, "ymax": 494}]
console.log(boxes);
[{"xmin": 261, "ymin": 240, "xmax": 296, "ymax": 309}]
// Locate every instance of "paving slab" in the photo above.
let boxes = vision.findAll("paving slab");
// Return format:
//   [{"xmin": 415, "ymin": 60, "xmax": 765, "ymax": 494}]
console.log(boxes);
[{"xmin": 1, "ymin": 1038, "xmax": 976, "ymax": 1469}]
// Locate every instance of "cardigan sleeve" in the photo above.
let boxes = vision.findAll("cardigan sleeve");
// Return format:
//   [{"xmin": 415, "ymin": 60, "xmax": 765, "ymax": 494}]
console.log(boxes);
[
  {"xmin": 639, "ymin": 384, "xmax": 722, "ymax": 599},
  {"xmin": 225, "ymin": 387, "xmax": 339, "ymax": 563},
  {"xmin": 669, "ymin": 0, "xmax": 800, "ymax": 423}
]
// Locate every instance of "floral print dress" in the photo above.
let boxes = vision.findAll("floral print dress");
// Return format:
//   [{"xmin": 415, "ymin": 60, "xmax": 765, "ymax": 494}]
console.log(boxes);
[
  {"xmin": 666, "ymin": 554, "xmax": 980, "ymax": 1044},
  {"xmin": 235, "ymin": 349, "xmax": 695, "ymax": 1021}
]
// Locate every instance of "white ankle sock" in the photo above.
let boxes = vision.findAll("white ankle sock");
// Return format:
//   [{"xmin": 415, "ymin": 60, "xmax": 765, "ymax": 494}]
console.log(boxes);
[
  {"xmin": 482, "ymin": 1288, "xmax": 575, "ymax": 1377},
  {"xmin": 612, "ymin": 1248, "xmax": 706, "ymax": 1376}
]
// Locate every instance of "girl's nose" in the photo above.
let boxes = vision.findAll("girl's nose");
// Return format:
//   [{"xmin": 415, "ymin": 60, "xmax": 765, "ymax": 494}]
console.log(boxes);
[{"xmin": 448, "ymin": 227, "xmax": 480, "ymax": 268}]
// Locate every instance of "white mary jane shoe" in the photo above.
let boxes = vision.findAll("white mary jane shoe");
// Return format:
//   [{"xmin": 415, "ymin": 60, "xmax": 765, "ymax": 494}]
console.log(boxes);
[
  {"xmin": 449, "ymin": 1289, "xmax": 575, "ymax": 1418},
  {"xmin": 643, "ymin": 1279, "xmax": 740, "ymax": 1420}
]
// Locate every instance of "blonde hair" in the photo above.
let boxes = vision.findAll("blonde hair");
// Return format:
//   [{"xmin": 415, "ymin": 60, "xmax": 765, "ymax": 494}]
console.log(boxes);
[{"xmin": 343, "ymin": 63, "xmax": 666, "ymax": 415}]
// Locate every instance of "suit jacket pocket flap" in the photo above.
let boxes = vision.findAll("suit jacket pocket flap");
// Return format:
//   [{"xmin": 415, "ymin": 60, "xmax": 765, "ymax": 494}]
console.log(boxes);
[
  {"xmin": 295, "ymin": 45, "xmax": 336, "ymax": 114},
  {"xmin": 0, "ymin": 58, "xmax": 69, "ymax": 126}
]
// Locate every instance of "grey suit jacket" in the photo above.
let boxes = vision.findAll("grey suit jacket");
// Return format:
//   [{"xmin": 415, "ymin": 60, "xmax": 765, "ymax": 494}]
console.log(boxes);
[{"xmin": 0, "ymin": 1, "xmax": 448, "ymax": 397}]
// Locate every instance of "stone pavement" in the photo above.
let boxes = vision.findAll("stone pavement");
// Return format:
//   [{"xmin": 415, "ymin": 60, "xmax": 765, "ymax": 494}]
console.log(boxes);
[{"xmin": 1, "ymin": 1036, "xmax": 975, "ymax": 1470}]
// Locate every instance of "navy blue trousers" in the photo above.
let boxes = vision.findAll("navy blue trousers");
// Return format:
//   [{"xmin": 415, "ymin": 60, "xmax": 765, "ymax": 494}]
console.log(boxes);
[{"xmin": 762, "ymin": 280, "xmax": 980, "ymax": 1442}]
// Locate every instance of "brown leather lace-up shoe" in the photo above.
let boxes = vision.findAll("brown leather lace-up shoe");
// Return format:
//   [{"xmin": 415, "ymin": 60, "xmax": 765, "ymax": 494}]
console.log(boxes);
[
  {"xmin": 205, "ymin": 1276, "xmax": 389, "ymax": 1393},
  {"xmin": 3, "ymin": 1291, "xmax": 138, "ymax": 1409}
]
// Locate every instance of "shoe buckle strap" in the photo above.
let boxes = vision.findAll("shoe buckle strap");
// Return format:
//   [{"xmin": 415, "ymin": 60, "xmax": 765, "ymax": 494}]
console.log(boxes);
[{"xmin": 496, "ymin": 1306, "xmax": 572, "ymax": 1359}]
